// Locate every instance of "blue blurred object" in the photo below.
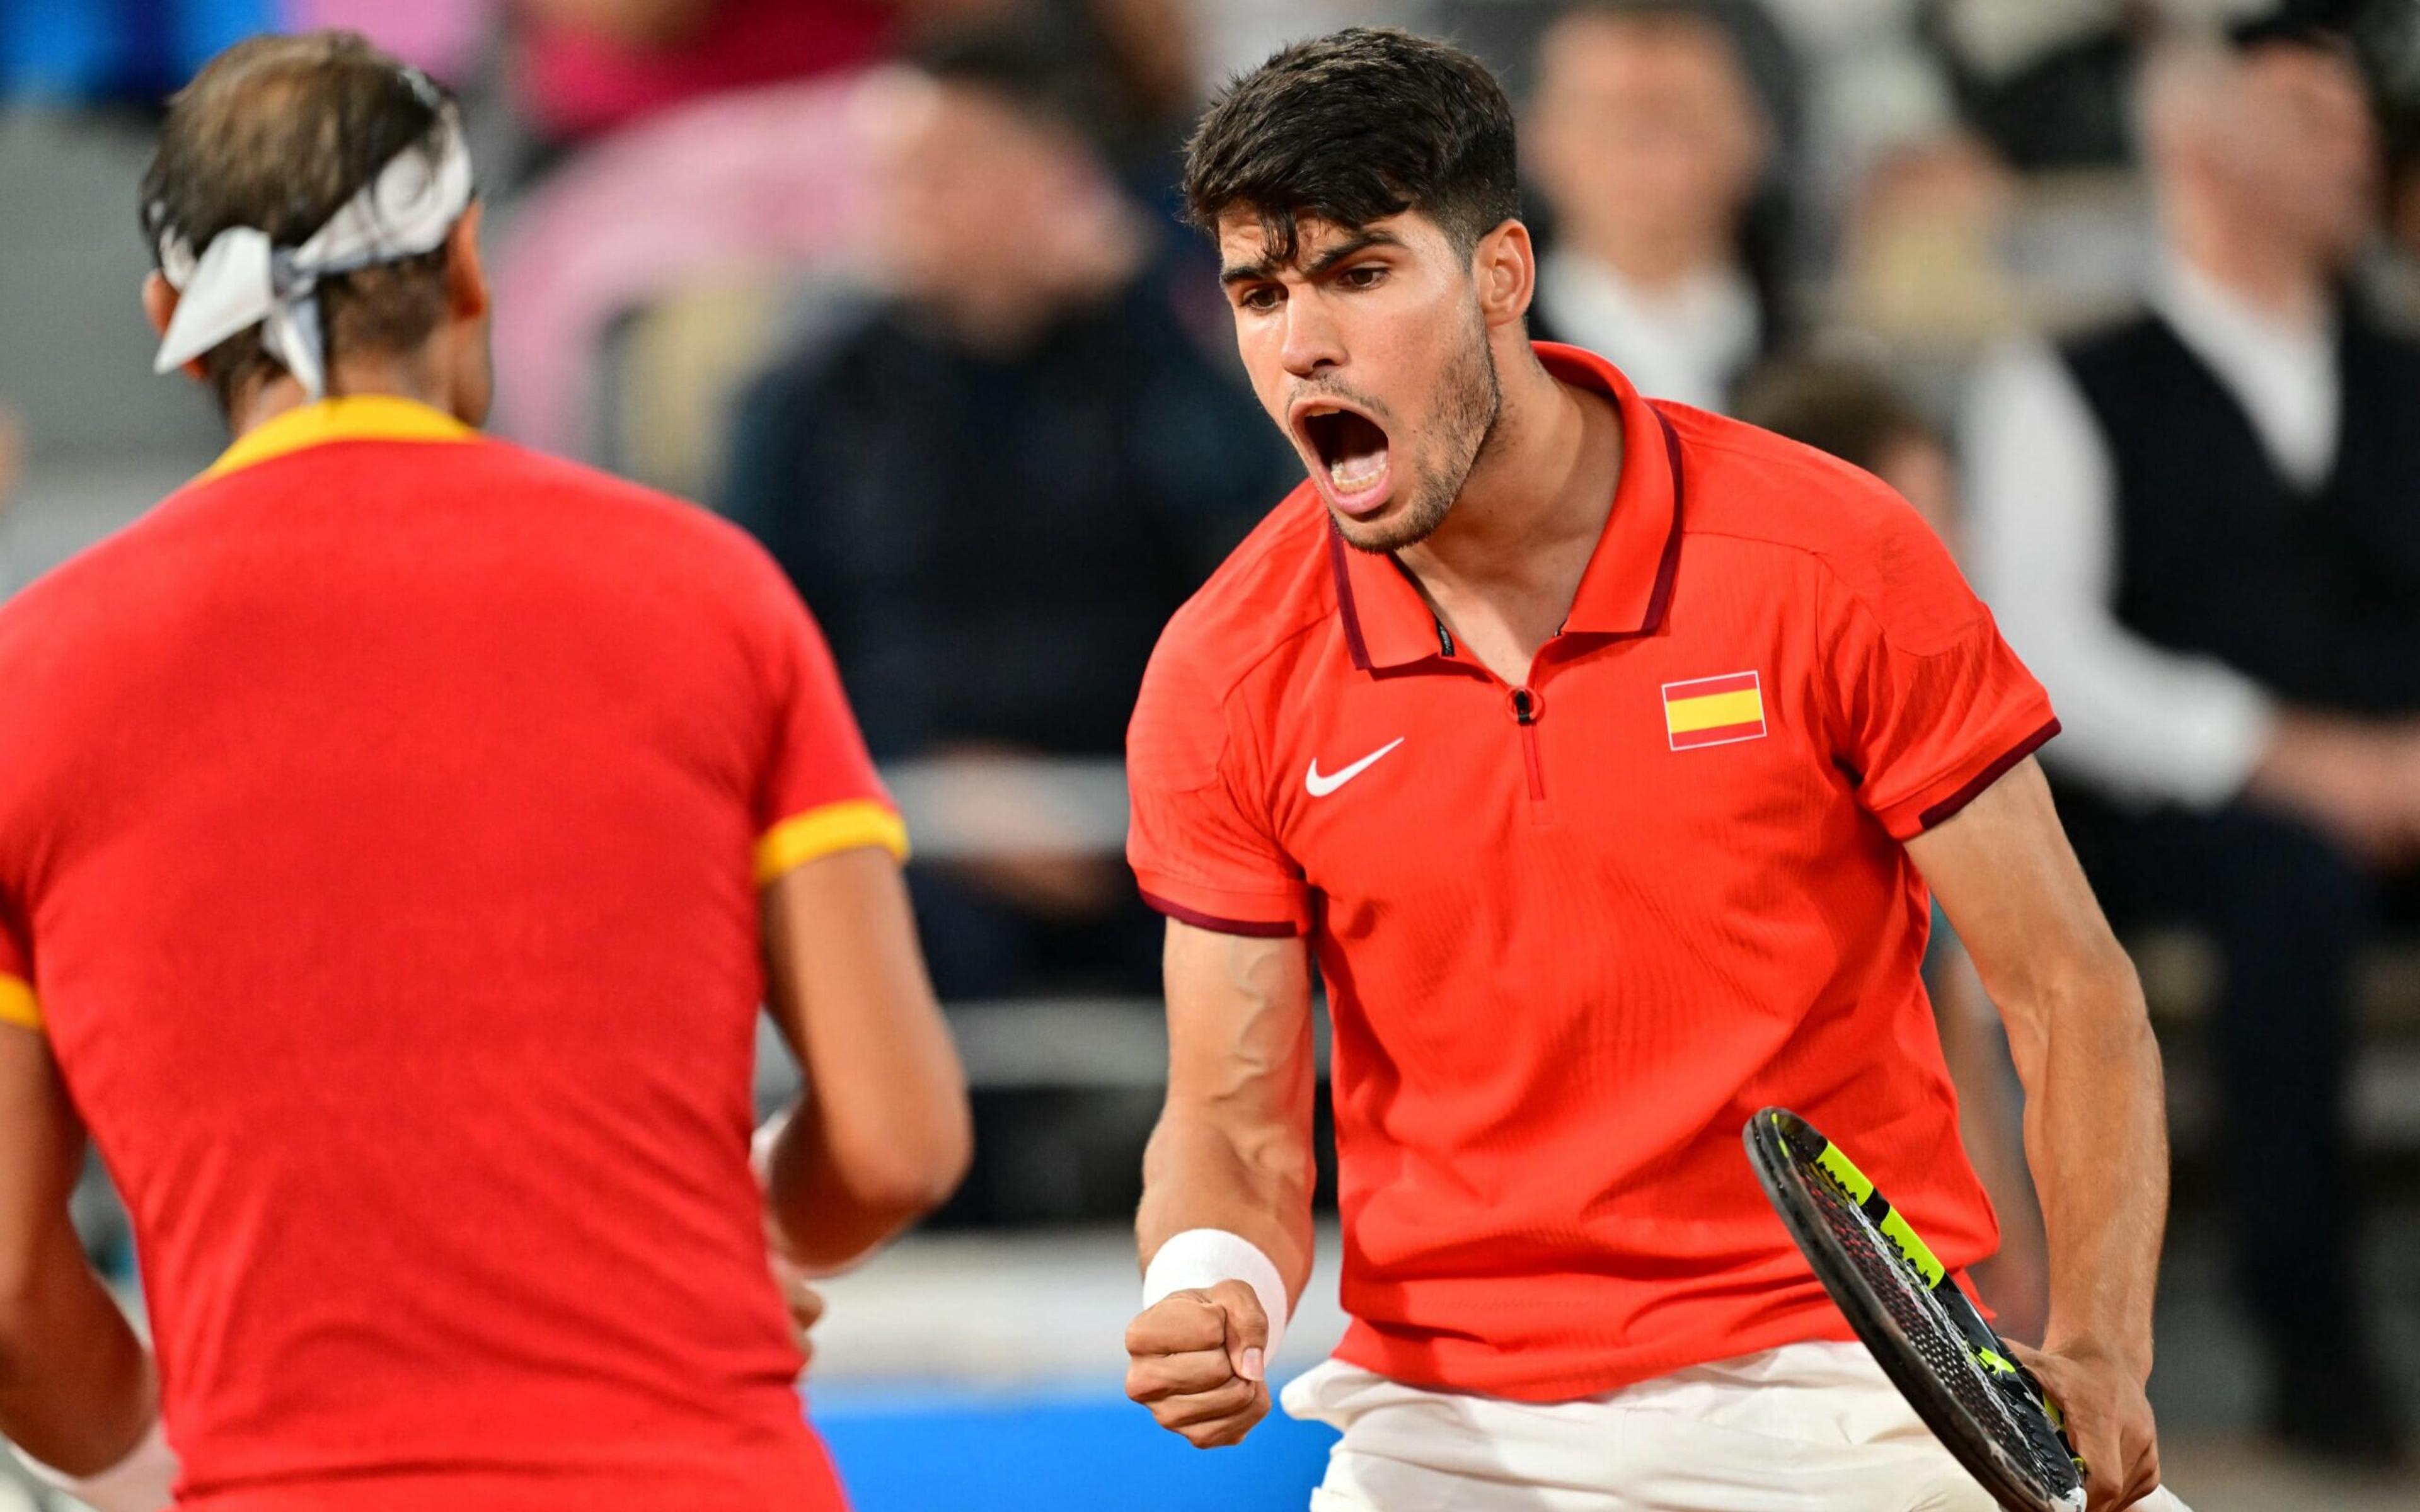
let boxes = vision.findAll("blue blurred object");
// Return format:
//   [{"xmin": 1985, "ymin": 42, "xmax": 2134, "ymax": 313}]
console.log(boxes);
[
  {"xmin": 815, "ymin": 1384, "xmax": 1338, "ymax": 1510},
  {"xmin": 1, "ymin": 0, "xmax": 275, "ymax": 103}
]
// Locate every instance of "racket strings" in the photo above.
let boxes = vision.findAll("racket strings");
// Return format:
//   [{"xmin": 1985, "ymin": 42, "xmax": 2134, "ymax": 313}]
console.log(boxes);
[{"xmin": 1800, "ymin": 1157, "xmax": 2072, "ymax": 1491}]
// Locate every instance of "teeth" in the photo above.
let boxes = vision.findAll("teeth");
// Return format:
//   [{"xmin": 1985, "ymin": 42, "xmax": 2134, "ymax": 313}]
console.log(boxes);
[{"xmin": 1330, "ymin": 453, "xmax": 1386, "ymax": 490}]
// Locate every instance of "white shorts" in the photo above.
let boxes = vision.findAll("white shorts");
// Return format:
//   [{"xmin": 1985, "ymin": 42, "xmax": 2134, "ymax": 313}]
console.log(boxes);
[{"xmin": 1279, "ymin": 1341, "xmax": 2194, "ymax": 1512}]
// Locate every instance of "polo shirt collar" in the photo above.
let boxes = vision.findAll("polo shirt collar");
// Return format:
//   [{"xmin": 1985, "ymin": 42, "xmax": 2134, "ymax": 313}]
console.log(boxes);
[
  {"xmin": 202, "ymin": 394, "xmax": 476, "ymax": 482},
  {"xmin": 1330, "ymin": 342, "xmax": 1685, "ymax": 672}
]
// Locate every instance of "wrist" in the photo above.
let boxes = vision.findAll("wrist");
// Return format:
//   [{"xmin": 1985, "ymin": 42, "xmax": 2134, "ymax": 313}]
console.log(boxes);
[
  {"xmin": 15, "ymin": 1416, "xmax": 177, "ymax": 1512},
  {"xmin": 1143, "ymin": 1228, "xmax": 1291, "ymax": 1359},
  {"xmin": 2039, "ymin": 1323, "xmax": 2152, "ymax": 1383}
]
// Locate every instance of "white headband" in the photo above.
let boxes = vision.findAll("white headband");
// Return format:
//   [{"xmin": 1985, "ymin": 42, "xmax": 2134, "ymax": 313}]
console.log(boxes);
[{"xmin": 152, "ymin": 103, "xmax": 474, "ymax": 400}]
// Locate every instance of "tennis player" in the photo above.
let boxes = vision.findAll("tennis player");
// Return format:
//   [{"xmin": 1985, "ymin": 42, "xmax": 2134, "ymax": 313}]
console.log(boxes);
[
  {"xmin": 0, "ymin": 33, "xmax": 967, "ymax": 1512},
  {"xmin": 1123, "ymin": 30, "xmax": 2184, "ymax": 1512}
]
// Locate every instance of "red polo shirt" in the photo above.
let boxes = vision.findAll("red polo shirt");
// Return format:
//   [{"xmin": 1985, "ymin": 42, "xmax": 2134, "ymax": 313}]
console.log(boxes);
[
  {"xmin": 0, "ymin": 398, "xmax": 904, "ymax": 1509},
  {"xmin": 1127, "ymin": 345, "xmax": 2058, "ymax": 1400}
]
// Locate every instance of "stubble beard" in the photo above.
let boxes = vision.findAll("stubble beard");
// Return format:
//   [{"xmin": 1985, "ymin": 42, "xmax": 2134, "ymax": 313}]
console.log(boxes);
[{"xmin": 1337, "ymin": 311, "xmax": 1504, "ymax": 556}]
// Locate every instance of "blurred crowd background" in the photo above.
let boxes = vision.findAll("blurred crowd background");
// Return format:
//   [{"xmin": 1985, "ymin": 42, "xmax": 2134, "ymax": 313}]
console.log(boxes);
[{"xmin": 6, "ymin": 0, "xmax": 2420, "ymax": 1507}]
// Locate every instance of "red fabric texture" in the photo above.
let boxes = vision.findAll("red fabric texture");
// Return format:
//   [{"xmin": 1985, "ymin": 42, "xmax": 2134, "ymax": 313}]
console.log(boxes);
[
  {"xmin": 1127, "ymin": 346, "xmax": 2056, "ymax": 1399},
  {"xmin": 0, "ymin": 417, "xmax": 882, "ymax": 1507}
]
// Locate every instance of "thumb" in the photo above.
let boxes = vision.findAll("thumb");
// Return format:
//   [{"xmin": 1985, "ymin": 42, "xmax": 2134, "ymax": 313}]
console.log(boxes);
[
  {"xmin": 2002, "ymin": 1341, "xmax": 2067, "ymax": 1414},
  {"xmin": 1207, "ymin": 1278, "xmax": 1270, "ymax": 1384}
]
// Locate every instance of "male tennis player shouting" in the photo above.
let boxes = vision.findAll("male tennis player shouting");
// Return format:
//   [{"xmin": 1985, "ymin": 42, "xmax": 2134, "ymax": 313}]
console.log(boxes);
[
  {"xmin": 1124, "ymin": 29, "xmax": 2184, "ymax": 1512},
  {"xmin": 0, "ymin": 33, "xmax": 966, "ymax": 1512}
]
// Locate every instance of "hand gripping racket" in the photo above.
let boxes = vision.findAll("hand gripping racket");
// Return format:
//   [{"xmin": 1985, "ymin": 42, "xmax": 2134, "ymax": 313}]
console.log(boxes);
[{"xmin": 1744, "ymin": 1107, "xmax": 2087, "ymax": 1512}]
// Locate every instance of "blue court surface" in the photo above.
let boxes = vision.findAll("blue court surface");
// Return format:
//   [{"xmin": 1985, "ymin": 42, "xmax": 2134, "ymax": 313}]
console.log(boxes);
[{"xmin": 815, "ymin": 1382, "xmax": 1340, "ymax": 1509}]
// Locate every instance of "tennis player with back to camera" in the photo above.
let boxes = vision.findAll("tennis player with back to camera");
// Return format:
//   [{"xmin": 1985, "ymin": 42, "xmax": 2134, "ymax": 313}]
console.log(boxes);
[
  {"xmin": 0, "ymin": 33, "xmax": 966, "ymax": 1512},
  {"xmin": 1122, "ymin": 29, "xmax": 2186, "ymax": 1512}
]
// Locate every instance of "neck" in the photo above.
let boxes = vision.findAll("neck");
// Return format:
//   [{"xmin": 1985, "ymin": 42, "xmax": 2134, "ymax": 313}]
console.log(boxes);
[
  {"xmin": 228, "ymin": 351, "xmax": 450, "ymax": 442},
  {"xmin": 1398, "ymin": 339, "xmax": 1622, "ymax": 604},
  {"xmin": 2167, "ymin": 193, "xmax": 2332, "ymax": 326}
]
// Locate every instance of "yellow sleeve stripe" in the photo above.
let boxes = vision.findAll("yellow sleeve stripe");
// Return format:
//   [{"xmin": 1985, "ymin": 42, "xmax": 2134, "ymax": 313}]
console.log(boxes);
[
  {"xmin": 756, "ymin": 799, "xmax": 911, "ymax": 884},
  {"xmin": 0, "ymin": 975, "xmax": 42, "ymax": 1032}
]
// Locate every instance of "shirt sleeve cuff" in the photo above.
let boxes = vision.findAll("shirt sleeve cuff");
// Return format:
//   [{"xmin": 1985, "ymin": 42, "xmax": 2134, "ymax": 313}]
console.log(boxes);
[
  {"xmin": 1133, "ymin": 875, "xmax": 1309, "ymax": 938},
  {"xmin": 0, "ymin": 975, "xmax": 41, "ymax": 1033},
  {"xmin": 756, "ymin": 799, "xmax": 911, "ymax": 884},
  {"xmin": 1874, "ymin": 714, "xmax": 2063, "ymax": 840}
]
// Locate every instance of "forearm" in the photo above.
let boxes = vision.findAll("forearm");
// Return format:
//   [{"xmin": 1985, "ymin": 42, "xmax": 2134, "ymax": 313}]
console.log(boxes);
[
  {"xmin": 760, "ymin": 850, "xmax": 972, "ymax": 1273},
  {"xmin": 0, "ymin": 1228, "xmax": 156, "ymax": 1474},
  {"xmin": 2016, "ymin": 954, "xmax": 2169, "ymax": 1375},
  {"xmin": 765, "ymin": 1091, "xmax": 965, "ymax": 1274},
  {"xmin": 1138, "ymin": 1104, "xmax": 1315, "ymax": 1304}
]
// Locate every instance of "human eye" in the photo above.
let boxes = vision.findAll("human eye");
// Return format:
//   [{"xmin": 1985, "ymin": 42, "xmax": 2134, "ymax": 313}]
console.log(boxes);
[
  {"xmin": 1236, "ymin": 284, "xmax": 1285, "ymax": 313},
  {"xmin": 1339, "ymin": 263, "xmax": 1388, "ymax": 291}
]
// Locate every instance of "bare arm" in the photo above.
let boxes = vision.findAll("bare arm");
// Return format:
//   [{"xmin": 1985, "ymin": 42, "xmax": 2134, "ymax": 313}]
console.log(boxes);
[
  {"xmin": 1126, "ymin": 920, "xmax": 1317, "ymax": 1448},
  {"xmin": 759, "ymin": 847, "xmax": 971, "ymax": 1275},
  {"xmin": 1138, "ymin": 921, "xmax": 1318, "ymax": 1294},
  {"xmin": 0, "ymin": 1026, "xmax": 156, "ymax": 1474},
  {"xmin": 1906, "ymin": 757, "xmax": 2167, "ymax": 1511}
]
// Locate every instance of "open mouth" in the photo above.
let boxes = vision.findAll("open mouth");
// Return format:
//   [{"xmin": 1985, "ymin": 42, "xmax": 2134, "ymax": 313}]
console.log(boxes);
[{"xmin": 1294, "ymin": 400, "xmax": 1395, "ymax": 517}]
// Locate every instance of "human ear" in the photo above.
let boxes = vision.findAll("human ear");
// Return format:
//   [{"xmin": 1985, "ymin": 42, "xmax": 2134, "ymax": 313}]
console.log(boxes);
[{"xmin": 1472, "ymin": 219, "xmax": 1536, "ymax": 331}]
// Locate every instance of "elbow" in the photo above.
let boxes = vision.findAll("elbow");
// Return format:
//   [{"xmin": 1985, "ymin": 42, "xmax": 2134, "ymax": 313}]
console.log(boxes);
[
  {"xmin": 845, "ymin": 1099, "xmax": 974, "ymax": 1221},
  {"xmin": 2043, "ymin": 939, "xmax": 2162, "ymax": 1062}
]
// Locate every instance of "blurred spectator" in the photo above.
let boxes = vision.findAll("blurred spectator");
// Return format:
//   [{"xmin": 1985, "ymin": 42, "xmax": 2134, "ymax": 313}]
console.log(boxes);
[
  {"xmin": 516, "ymin": 0, "xmax": 929, "ymax": 149},
  {"xmin": 720, "ymin": 21, "xmax": 1291, "ymax": 1000},
  {"xmin": 1966, "ymin": 22, "xmax": 2419, "ymax": 1464},
  {"xmin": 1735, "ymin": 354, "xmax": 2049, "ymax": 1343},
  {"xmin": 289, "ymin": 1, "xmax": 493, "ymax": 81},
  {"xmin": 1, "ymin": 0, "xmax": 269, "ymax": 102},
  {"xmin": 1523, "ymin": 1, "xmax": 1781, "ymax": 410},
  {"xmin": 1203, "ymin": 1, "xmax": 1434, "ymax": 82}
]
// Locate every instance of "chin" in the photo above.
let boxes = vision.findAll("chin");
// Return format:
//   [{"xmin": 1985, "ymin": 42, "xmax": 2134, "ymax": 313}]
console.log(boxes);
[{"xmin": 1332, "ymin": 488, "xmax": 1451, "ymax": 554}]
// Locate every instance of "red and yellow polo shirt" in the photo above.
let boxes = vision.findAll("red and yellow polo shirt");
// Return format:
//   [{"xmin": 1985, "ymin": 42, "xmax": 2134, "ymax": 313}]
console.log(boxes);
[
  {"xmin": 1127, "ymin": 345, "xmax": 2058, "ymax": 1400},
  {"xmin": 0, "ymin": 396, "xmax": 897, "ymax": 1509}
]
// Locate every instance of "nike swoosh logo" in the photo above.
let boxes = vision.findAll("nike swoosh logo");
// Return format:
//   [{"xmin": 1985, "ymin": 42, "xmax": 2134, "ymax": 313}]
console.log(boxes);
[{"xmin": 1306, "ymin": 738, "xmax": 1405, "ymax": 797}]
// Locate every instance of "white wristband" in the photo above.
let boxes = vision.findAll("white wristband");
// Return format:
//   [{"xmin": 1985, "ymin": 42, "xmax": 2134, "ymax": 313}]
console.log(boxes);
[
  {"xmin": 16, "ymin": 1418, "xmax": 178, "ymax": 1512},
  {"xmin": 1142, "ymin": 1228, "xmax": 1290, "ymax": 1361}
]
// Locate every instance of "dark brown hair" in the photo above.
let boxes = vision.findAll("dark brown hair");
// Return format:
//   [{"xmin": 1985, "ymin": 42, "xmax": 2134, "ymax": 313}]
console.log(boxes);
[
  {"xmin": 1182, "ymin": 27, "xmax": 1522, "ymax": 263},
  {"xmin": 139, "ymin": 32, "xmax": 463, "ymax": 414}
]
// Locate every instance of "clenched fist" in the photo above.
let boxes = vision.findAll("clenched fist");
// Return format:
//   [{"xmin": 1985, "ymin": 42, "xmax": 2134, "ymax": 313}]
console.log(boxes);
[{"xmin": 1124, "ymin": 1280, "xmax": 1271, "ymax": 1448}]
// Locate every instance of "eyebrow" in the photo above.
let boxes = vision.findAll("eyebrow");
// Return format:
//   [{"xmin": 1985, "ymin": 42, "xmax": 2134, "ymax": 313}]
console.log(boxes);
[{"xmin": 1219, "ymin": 229, "xmax": 1404, "ymax": 287}]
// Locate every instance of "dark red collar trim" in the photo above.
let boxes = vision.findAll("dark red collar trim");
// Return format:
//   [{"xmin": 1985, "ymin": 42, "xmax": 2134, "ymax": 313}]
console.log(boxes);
[
  {"xmin": 1628, "ymin": 410, "xmax": 1688, "ymax": 639},
  {"xmin": 1328, "ymin": 522, "xmax": 1376, "ymax": 672},
  {"xmin": 1327, "ymin": 404, "xmax": 1690, "ymax": 669}
]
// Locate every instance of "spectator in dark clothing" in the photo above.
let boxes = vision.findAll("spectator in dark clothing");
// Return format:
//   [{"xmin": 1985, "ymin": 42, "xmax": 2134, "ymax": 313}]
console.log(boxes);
[
  {"xmin": 1968, "ymin": 24, "xmax": 2419, "ymax": 1466},
  {"xmin": 720, "ymin": 23, "xmax": 1293, "ymax": 1000}
]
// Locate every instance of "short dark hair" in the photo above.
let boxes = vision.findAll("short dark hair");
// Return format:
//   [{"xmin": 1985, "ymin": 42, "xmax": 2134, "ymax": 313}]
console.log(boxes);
[
  {"xmin": 140, "ymin": 32, "xmax": 463, "ymax": 415},
  {"xmin": 1182, "ymin": 27, "xmax": 1522, "ymax": 263}
]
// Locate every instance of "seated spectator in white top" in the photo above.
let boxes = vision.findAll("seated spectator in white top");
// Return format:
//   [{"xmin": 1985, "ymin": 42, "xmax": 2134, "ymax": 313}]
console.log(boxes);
[
  {"xmin": 1964, "ymin": 18, "xmax": 2420, "ymax": 1467},
  {"xmin": 1524, "ymin": 1, "xmax": 1776, "ymax": 411}
]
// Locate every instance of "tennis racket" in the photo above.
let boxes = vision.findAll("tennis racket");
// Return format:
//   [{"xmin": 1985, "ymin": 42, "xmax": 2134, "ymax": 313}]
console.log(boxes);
[{"xmin": 1743, "ymin": 1107, "xmax": 2087, "ymax": 1512}]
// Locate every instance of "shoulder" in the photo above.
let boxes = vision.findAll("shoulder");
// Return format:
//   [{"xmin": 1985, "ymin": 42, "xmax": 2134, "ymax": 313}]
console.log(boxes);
[
  {"xmin": 0, "ymin": 474, "xmax": 226, "ymax": 656},
  {"xmin": 1130, "ymin": 486, "xmax": 1331, "ymax": 772},
  {"xmin": 1664, "ymin": 404, "xmax": 1984, "ymax": 654},
  {"xmin": 2054, "ymin": 306, "xmax": 2165, "ymax": 370},
  {"xmin": 1145, "ymin": 486, "xmax": 1334, "ymax": 694}
]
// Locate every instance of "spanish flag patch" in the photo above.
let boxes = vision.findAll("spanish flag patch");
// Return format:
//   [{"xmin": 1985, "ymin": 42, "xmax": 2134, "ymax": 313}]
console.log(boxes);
[{"xmin": 1663, "ymin": 671, "xmax": 1766, "ymax": 750}]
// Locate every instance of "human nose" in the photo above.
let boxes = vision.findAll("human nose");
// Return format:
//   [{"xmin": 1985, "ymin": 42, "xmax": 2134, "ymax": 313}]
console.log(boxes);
[{"xmin": 1277, "ymin": 291, "xmax": 1344, "ymax": 379}]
